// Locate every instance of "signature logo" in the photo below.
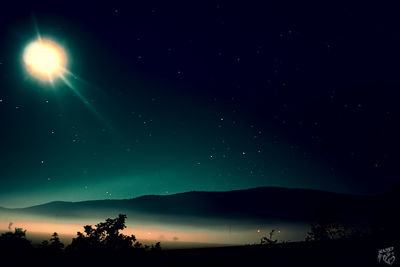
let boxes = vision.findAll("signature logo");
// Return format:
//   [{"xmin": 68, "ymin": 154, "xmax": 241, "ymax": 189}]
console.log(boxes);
[{"xmin": 378, "ymin": 247, "xmax": 395, "ymax": 265}]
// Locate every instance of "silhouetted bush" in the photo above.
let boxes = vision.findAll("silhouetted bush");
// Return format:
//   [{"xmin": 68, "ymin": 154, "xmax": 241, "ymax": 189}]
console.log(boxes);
[
  {"xmin": 66, "ymin": 214, "xmax": 159, "ymax": 253},
  {"xmin": 0, "ymin": 227, "xmax": 33, "ymax": 253},
  {"xmin": 260, "ymin": 230, "xmax": 279, "ymax": 245},
  {"xmin": 50, "ymin": 232, "xmax": 64, "ymax": 251},
  {"xmin": 38, "ymin": 232, "xmax": 64, "ymax": 253},
  {"xmin": 304, "ymin": 201, "xmax": 345, "ymax": 241},
  {"xmin": 305, "ymin": 222, "xmax": 346, "ymax": 241},
  {"xmin": 151, "ymin": 242, "xmax": 162, "ymax": 251},
  {"xmin": 304, "ymin": 201, "xmax": 370, "ymax": 241}
]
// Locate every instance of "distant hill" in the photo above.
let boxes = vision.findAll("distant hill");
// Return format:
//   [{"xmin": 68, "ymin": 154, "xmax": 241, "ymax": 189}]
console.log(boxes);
[{"xmin": 1, "ymin": 187, "xmax": 379, "ymax": 226}]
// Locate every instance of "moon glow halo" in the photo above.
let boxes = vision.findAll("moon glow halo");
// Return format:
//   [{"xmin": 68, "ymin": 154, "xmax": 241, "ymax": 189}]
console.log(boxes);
[{"xmin": 23, "ymin": 39, "xmax": 66, "ymax": 81}]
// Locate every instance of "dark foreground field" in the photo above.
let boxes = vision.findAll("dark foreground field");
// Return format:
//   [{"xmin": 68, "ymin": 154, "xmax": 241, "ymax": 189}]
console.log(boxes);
[
  {"xmin": 3, "ymin": 238, "xmax": 395, "ymax": 267},
  {"xmin": 157, "ymin": 239, "xmax": 393, "ymax": 267}
]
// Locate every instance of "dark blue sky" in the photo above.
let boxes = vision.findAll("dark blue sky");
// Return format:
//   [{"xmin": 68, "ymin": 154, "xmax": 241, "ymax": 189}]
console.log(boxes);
[{"xmin": 1, "ymin": 2, "xmax": 399, "ymax": 207}]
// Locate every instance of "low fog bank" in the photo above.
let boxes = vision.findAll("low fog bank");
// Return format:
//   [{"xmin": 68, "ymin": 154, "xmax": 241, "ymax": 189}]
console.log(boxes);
[
  {"xmin": 0, "ymin": 209, "xmax": 309, "ymax": 248},
  {"xmin": 1, "ymin": 187, "xmax": 375, "ymax": 248}
]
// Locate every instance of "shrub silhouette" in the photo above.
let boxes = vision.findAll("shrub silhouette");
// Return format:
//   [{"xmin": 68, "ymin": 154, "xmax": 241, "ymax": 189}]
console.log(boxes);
[
  {"xmin": 0, "ymin": 227, "xmax": 32, "ymax": 252},
  {"xmin": 38, "ymin": 240, "xmax": 50, "ymax": 249},
  {"xmin": 305, "ymin": 222, "xmax": 346, "ymax": 241},
  {"xmin": 151, "ymin": 242, "xmax": 162, "ymax": 251},
  {"xmin": 66, "ymin": 214, "xmax": 149, "ymax": 253},
  {"xmin": 38, "ymin": 232, "xmax": 64, "ymax": 253},
  {"xmin": 50, "ymin": 232, "xmax": 64, "ymax": 251},
  {"xmin": 260, "ymin": 230, "xmax": 279, "ymax": 245},
  {"xmin": 305, "ymin": 202, "xmax": 347, "ymax": 241}
]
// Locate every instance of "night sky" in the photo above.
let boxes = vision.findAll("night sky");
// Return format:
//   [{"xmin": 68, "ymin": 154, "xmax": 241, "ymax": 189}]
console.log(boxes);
[{"xmin": 1, "ymin": 2, "xmax": 399, "ymax": 208}]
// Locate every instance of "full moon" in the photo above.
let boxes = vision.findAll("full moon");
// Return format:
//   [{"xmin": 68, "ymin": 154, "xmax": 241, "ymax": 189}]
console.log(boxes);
[{"xmin": 23, "ymin": 39, "xmax": 66, "ymax": 80}]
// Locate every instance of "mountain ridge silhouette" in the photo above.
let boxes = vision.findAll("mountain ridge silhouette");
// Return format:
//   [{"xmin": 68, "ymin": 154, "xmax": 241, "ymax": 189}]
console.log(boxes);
[{"xmin": 0, "ymin": 187, "xmax": 378, "ymax": 225}]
